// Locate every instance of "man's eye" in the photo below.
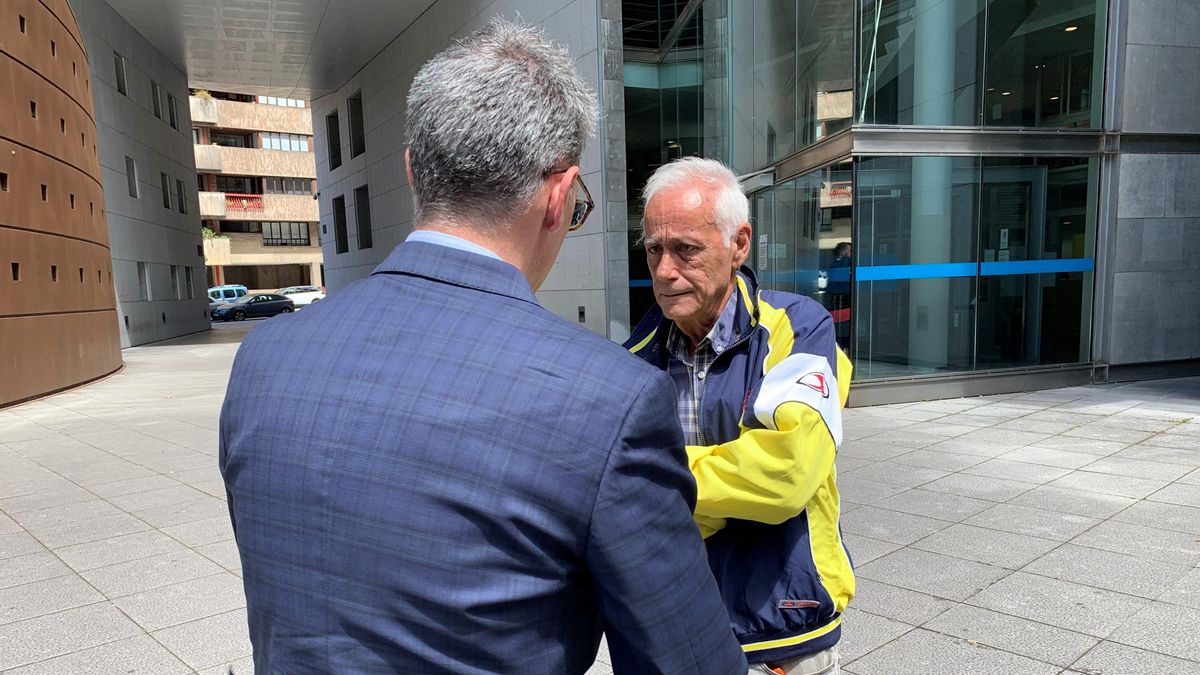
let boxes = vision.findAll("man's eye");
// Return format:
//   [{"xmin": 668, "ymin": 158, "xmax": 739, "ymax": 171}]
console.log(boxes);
[
  {"xmin": 677, "ymin": 245, "xmax": 697, "ymax": 254},
  {"xmin": 646, "ymin": 245, "xmax": 661, "ymax": 255}
]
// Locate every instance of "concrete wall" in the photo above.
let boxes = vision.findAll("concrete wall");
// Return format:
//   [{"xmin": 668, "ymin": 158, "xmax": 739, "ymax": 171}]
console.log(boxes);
[
  {"xmin": 71, "ymin": 0, "xmax": 209, "ymax": 347},
  {"xmin": 1103, "ymin": 0, "xmax": 1200, "ymax": 365},
  {"xmin": 1, "ymin": 0, "xmax": 122, "ymax": 406},
  {"xmin": 313, "ymin": 0, "xmax": 627, "ymax": 338}
]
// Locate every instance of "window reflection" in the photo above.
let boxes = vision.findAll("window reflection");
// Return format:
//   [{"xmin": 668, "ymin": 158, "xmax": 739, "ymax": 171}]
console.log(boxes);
[
  {"xmin": 752, "ymin": 161, "xmax": 854, "ymax": 350},
  {"xmin": 852, "ymin": 155, "xmax": 1096, "ymax": 378},
  {"xmin": 859, "ymin": 0, "xmax": 1105, "ymax": 128},
  {"xmin": 731, "ymin": 0, "xmax": 855, "ymax": 172}
]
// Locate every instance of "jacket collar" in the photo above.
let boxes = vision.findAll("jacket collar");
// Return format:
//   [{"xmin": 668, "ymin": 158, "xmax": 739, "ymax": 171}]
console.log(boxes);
[{"xmin": 371, "ymin": 240, "xmax": 540, "ymax": 306}]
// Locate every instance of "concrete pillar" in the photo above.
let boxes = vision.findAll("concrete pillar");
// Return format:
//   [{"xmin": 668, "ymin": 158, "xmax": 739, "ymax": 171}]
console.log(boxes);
[
  {"xmin": 908, "ymin": 0, "xmax": 956, "ymax": 369},
  {"xmin": 309, "ymin": 262, "xmax": 323, "ymax": 287}
]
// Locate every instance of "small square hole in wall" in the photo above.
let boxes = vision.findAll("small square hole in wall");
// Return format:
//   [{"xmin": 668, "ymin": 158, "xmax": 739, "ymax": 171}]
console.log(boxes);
[
  {"xmin": 73, "ymin": 61, "xmax": 76, "ymax": 77},
  {"xmin": 19, "ymin": 16, "xmax": 26, "ymax": 34},
  {"xmin": 60, "ymin": 118, "xmax": 65, "ymax": 134},
  {"xmin": 69, "ymin": 193, "xmax": 75, "ymax": 209},
  {"xmin": 51, "ymin": 40, "xmax": 56, "ymax": 57},
  {"xmin": 50, "ymin": 265, "xmax": 58, "ymax": 282},
  {"xmin": 81, "ymin": 132, "xmax": 85, "ymax": 147},
  {"xmin": 0, "ymin": 172, "xmax": 8, "ymax": 191},
  {"xmin": 124, "ymin": 315, "xmax": 129, "ymax": 329},
  {"xmin": 89, "ymin": 202, "xmax": 94, "ymax": 215},
  {"xmin": 11, "ymin": 262, "xmax": 19, "ymax": 281},
  {"xmin": 30, "ymin": 101, "xmax": 37, "ymax": 118},
  {"xmin": 97, "ymin": 269, "xmax": 102, "ymax": 283},
  {"xmin": 196, "ymin": 244, "xmax": 202, "ymax": 257},
  {"xmin": 161, "ymin": 312, "xmax": 167, "ymax": 324},
  {"xmin": 40, "ymin": 185, "xmax": 47, "ymax": 201},
  {"xmin": 78, "ymin": 267, "xmax": 83, "ymax": 282}
]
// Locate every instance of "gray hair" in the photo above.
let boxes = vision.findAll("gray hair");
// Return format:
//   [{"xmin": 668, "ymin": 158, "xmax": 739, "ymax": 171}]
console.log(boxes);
[
  {"xmin": 642, "ymin": 157, "xmax": 749, "ymax": 243},
  {"xmin": 405, "ymin": 17, "xmax": 598, "ymax": 227}
]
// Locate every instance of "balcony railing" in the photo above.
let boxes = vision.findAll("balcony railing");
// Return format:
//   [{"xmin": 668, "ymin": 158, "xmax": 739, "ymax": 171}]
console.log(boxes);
[{"xmin": 226, "ymin": 193, "xmax": 264, "ymax": 212}]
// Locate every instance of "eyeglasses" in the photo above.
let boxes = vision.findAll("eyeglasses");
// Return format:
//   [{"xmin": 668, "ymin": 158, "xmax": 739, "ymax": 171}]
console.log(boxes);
[{"xmin": 568, "ymin": 175, "xmax": 594, "ymax": 232}]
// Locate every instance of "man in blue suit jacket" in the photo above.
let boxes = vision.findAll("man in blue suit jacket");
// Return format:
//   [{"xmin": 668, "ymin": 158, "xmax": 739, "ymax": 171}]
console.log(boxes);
[{"xmin": 219, "ymin": 18, "xmax": 746, "ymax": 675}]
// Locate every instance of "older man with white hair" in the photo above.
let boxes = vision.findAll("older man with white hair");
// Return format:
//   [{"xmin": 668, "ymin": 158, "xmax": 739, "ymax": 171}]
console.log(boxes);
[{"xmin": 626, "ymin": 157, "xmax": 854, "ymax": 675}]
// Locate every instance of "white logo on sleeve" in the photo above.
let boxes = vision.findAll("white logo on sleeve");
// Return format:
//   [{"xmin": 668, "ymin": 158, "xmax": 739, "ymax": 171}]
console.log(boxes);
[{"xmin": 752, "ymin": 353, "xmax": 842, "ymax": 445}]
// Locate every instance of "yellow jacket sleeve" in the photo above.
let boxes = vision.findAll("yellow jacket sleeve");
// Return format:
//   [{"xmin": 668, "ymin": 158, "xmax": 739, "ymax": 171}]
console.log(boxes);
[{"xmin": 689, "ymin": 348, "xmax": 850, "ymax": 538}]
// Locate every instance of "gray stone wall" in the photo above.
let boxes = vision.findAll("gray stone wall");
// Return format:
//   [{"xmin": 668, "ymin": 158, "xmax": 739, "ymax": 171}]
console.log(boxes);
[
  {"xmin": 314, "ymin": 0, "xmax": 627, "ymax": 338},
  {"xmin": 1103, "ymin": 0, "xmax": 1200, "ymax": 365},
  {"xmin": 1108, "ymin": 154, "xmax": 1200, "ymax": 364},
  {"xmin": 72, "ymin": 0, "xmax": 209, "ymax": 347}
]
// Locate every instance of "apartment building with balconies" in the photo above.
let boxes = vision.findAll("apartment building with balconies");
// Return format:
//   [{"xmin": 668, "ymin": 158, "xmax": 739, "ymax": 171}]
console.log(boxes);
[{"xmin": 191, "ymin": 91, "xmax": 322, "ymax": 292}]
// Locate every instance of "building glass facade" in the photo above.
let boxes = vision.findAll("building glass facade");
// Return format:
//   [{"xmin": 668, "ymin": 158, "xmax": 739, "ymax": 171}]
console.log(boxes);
[{"xmin": 623, "ymin": 0, "xmax": 1107, "ymax": 392}]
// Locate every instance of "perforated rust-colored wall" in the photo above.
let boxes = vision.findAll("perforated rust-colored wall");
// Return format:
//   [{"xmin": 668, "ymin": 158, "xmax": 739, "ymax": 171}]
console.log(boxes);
[{"xmin": 1, "ymin": 0, "xmax": 122, "ymax": 407}]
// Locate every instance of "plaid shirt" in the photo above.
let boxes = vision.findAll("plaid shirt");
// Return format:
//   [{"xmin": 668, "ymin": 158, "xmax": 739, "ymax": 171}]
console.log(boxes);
[{"xmin": 665, "ymin": 292, "xmax": 740, "ymax": 446}]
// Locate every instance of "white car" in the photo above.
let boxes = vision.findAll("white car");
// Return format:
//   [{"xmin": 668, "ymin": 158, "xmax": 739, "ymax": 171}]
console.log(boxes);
[{"xmin": 277, "ymin": 285, "xmax": 325, "ymax": 307}]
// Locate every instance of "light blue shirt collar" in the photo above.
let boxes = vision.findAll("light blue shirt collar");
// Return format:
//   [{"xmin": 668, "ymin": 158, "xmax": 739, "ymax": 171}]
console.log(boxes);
[{"xmin": 405, "ymin": 229, "xmax": 502, "ymax": 261}]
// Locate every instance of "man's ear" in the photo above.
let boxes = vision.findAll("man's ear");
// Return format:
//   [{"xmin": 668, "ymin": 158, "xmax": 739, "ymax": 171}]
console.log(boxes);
[
  {"xmin": 543, "ymin": 166, "xmax": 579, "ymax": 232},
  {"xmin": 404, "ymin": 148, "xmax": 415, "ymax": 187},
  {"xmin": 731, "ymin": 221, "xmax": 753, "ymax": 267}
]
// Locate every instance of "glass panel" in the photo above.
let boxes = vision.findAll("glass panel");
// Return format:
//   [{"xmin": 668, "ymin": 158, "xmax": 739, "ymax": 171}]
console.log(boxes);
[
  {"xmin": 753, "ymin": 159, "xmax": 854, "ymax": 351},
  {"xmin": 854, "ymin": 276, "xmax": 977, "ymax": 377},
  {"xmin": 977, "ymin": 272, "xmax": 1090, "ymax": 368},
  {"xmin": 859, "ymin": 0, "xmax": 984, "ymax": 126},
  {"xmin": 856, "ymin": 155, "xmax": 979, "ymax": 267},
  {"xmin": 731, "ymin": 0, "xmax": 854, "ymax": 170},
  {"xmin": 982, "ymin": 0, "xmax": 1105, "ymax": 128},
  {"xmin": 860, "ymin": 0, "xmax": 1105, "ymax": 128}
]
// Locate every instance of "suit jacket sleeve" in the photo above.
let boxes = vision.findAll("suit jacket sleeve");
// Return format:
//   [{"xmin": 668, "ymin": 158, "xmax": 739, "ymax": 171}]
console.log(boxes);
[{"xmin": 586, "ymin": 371, "xmax": 747, "ymax": 674}]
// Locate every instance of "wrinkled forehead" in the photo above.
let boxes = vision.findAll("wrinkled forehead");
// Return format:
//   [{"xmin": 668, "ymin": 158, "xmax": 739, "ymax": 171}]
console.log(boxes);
[{"xmin": 642, "ymin": 186, "xmax": 721, "ymax": 241}]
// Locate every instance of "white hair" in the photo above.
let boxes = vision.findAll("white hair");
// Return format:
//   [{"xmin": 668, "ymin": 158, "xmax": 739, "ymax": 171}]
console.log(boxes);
[
  {"xmin": 641, "ymin": 157, "xmax": 749, "ymax": 242},
  {"xmin": 406, "ymin": 17, "xmax": 598, "ymax": 227}
]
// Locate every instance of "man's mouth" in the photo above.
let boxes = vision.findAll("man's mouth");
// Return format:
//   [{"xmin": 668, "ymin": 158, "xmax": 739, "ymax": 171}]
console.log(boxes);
[{"xmin": 659, "ymin": 290, "xmax": 690, "ymax": 298}]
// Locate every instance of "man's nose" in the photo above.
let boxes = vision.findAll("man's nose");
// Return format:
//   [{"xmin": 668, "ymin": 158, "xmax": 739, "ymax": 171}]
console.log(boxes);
[{"xmin": 651, "ymin": 252, "xmax": 680, "ymax": 281}]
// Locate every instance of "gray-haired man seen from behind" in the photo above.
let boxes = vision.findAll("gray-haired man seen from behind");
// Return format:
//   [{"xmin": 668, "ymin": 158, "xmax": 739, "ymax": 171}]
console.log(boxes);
[{"xmin": 220, "ymin": 17, "xmax": 747, "ymax": 675}]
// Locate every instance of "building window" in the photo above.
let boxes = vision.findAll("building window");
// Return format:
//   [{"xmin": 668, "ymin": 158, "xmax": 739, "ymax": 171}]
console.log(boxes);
[
  {"xmin": 151, "ymin": 81, "xmax": 162, "ymax": 119},
  {"xmin": 218, "ymin": 221, "xmax": 262, "ymax": 234},
  {"xmin": 170, "ymin": 264, "xmax": 181, "ymax": 299},
  {"xmin": 264, "ymin": 177, "xmax": 313, "ymax": 195},
  {"xmin": 256, "ymin": 96, "xmax": 306, "ymax": 108},
  {"xmin": 137, "ymin": 261, "xmax": 150, "ymax": 300},
  {"xmin": 348, "ymin": 92, "xmax": 366, "ymax": 158},
  {"xmin": 192, "ymin": 128, "xmax": 201, "ymax": 144},
  {"xmin": 211, "ymin": 132, "xmax": 251, "ymax": 148},
  {"xmin": 353, "ymin": 185, "xmax": 372, "ymax": 249},
  {"xmin": 859, "ymin": 0, "xmax": 1106, "ymax": 129},
  {"xmin": 113, "ymin": 52, "xmax": 127, "ymax": 96},
  {"xmin": 215, "ymin": 175, "xmax": 259, "ymax": 194},
  {"xmin": 332, "ymin": 195, "xmax": 348, "ymax": 253},
  {"xmin": 168, "ymin": 94, "xmax": 179, "ymax": 129},
  {"xmin": 160, "ymin": 172, "xmax": 172, "ymax": 209},
  {"xmin": 262, "ymin": 221, "xmax": 311, "ymax": 246},
  {"xmin": 260, "ymin": 132, "xmax": 310, "ymax": 152},
  {"xmin": 125, "ymin": 156, "xmax": 139, "ymax": 198},
  {"xmin": 176, "ymin": 179, "xmax": 187, "ymax": 214},
  {"xmin": 326, "ymin": 111, "xmax": 342, "ymax": 170},
  {"xmin": 184, "ymin": 266, "xmax": 194, "ymax": 299}
]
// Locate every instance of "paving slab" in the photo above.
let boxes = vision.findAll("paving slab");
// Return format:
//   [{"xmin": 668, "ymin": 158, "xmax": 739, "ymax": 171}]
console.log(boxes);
[
  {"xmin": 967, "ymin": 572, "xmax": 1149, "ymax": 638},
  {"xmin": 844, "ymin": 628, "xmax": 1059, "ymax": 675},
  {"xmin": 922, "ymin": 604, "xmax": 1099, "ymax": 667},
  {"xmin": 1069, "ymin": 641, "xmax": 1200, "ymax": 675}
]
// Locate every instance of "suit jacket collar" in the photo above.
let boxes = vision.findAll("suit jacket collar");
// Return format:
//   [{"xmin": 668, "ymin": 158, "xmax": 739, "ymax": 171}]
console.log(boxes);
[{"xmin": 372, "ymin": 240, "xmax": 540, "ymax": 305}]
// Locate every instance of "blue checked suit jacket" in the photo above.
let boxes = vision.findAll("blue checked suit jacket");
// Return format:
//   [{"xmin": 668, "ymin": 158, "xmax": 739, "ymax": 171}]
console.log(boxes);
[{"xmin": 219, "ymin": 241, "xmax": 747, "ymax": 674}]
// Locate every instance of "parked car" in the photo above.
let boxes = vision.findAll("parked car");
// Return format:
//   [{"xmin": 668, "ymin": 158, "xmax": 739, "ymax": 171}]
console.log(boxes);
[
  {"xmin": 210, "ymin": 293, "xmax": 295, "ymax": 322},
  {"xmin": 208, "ymin": 284, "xmax": 248, "ymax": 303},
  {"xmin": 277, "ymin": 285, "xmax": 325, "ymax": 307}
]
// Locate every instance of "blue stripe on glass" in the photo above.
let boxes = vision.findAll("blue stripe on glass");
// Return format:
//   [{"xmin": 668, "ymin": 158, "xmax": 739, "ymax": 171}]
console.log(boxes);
[
  {"xmin": 980, "ymin": 258, "xmax": 1094, "ymax": 276},
  {"xmin": 855, "ymin": 263, "xmax": 976, "ymax": 281},
  {"xmin": 629, "ymin": 279, "xmax": 653, "ymax": 288},
  {"xmin": 856, "ymin": 258, "xmax": 1093, "ymax": 281}
]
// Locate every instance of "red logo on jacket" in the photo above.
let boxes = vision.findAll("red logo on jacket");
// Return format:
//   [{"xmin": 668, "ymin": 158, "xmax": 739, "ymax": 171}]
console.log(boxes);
[{"xmin": 797, "ymin": 372, "xmax": 830, "ymax": 399}]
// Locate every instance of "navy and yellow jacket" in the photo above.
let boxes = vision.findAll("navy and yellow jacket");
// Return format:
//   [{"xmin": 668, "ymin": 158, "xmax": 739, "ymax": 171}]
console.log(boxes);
[{"xmin": 624, "ymin": 267, "xmax": 854, "ymax": 663}]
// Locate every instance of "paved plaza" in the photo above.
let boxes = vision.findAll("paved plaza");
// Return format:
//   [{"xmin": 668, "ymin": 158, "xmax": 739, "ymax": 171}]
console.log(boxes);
[{"xmin": 1, "ymin": 322, "xmax": 1199, "ymax": 674}]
